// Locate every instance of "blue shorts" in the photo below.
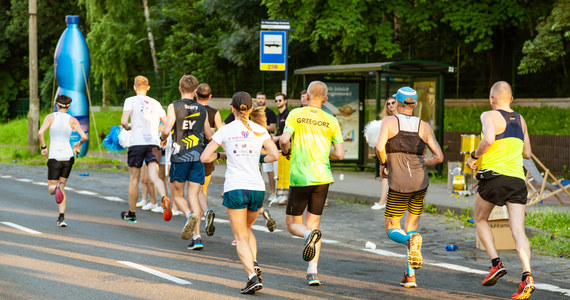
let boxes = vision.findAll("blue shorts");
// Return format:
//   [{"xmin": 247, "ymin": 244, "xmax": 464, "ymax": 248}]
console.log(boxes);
[
  {"xmin": 223, "ymin": 189, "xmax": 264, "ymax": 211},
  {"xmin": 169, "ymin": 161, "xmax": 205, "ymax": 184}
]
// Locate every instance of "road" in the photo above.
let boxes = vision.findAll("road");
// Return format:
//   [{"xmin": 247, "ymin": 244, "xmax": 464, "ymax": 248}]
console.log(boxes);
[{"xmin": 0, "ymin": 165, "xmax": 567, "ymax": 299}]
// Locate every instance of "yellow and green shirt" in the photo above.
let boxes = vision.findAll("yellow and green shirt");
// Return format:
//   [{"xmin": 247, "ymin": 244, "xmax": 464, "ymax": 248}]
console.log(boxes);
[
  {"xmin": 481, "ymin": 110, "xmax": 525, "ymax": 180},
  {"xmin": 283, "ymin": 107, "xmax": 343, "ymax": 186}
]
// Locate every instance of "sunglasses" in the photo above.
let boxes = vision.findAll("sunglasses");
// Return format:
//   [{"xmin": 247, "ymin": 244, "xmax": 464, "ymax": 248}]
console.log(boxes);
[
  {"xmin": 276, "ymin": 99, "xmax": 285, "ymax": 103},
  {"xmin": 387, "ymin": 101, "xmax": 396, "ymax": 105}
]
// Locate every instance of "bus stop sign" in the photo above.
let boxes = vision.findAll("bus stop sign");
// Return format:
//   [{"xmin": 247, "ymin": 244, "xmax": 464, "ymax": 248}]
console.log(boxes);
[{"xmin": 260, "ymin": 31, "xmax": 286, "ymax": 71}]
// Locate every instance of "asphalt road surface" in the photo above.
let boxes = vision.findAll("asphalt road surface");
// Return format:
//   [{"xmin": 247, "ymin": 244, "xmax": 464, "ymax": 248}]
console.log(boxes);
[{"xmin": 0, "ymin": 168, "xmax": 566, "ymax": 299}]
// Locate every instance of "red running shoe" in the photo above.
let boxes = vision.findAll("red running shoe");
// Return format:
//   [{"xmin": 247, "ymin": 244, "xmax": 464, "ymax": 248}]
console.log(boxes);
[
  {"xmin": 482, "ymin": 261, "xmax": 507, "ymax": 286},
  {"xmin": 162, "ymin": 196, "xmax": 172, "ymax": 222},
  {"xmin": 55, "ymin": 182, "xmax": 64, "ymax": 204},
  {"xmin": 400, "ymin": 273, "xmax": 417, "ymax": 288},
  {"xmin": 512, "ymin": 275, "xmax": 535, "ymax": 299}
]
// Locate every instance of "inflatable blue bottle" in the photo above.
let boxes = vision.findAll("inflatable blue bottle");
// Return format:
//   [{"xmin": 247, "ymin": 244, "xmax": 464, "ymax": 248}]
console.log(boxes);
[{"xmin": 54, "ymin": 15, "xmax": 90, "ymax": 157}]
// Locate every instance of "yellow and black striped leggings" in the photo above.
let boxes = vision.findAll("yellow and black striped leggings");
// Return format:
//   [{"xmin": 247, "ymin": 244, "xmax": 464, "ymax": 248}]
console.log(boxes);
[{"xmin": 384, "ymin": 187, "xmax": 427, "ymax": 219}]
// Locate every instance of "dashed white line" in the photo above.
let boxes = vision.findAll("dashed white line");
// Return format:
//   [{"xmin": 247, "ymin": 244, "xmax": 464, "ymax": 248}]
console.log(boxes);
[
  {"xmin": 363, "ymin": 248, "xmax": 405, "ymax": 258},
  {"xmin": 15, "ymin": 178, "xmax": 32, "ymax": 182},
  {"xmin": 75, "ymin": 190, "xmax": 99, "ymax": 196},
  {"xmin": 430, "ymin": 262, "xmax": 488, "ymax": 275},
  {"xmin": 0, "ymin": 175, "xmax": 12, "ymax": 179},
  {"xmin": 118, "ymin": 261, "xmax": 191, "ymax": 285},
  {"xmin": 1, "ymin": 222, "xmax": 42, "ymax": 234},
  {"xmin": 534, "ymin": 284, "xmax": 570, "ymax": 296},
  {"xmin": 102, "ymin": 196, "xmax": 125, "ymax": 202},
  {"xmin": 251, "ymin": 224, "xmax": 283, "ymax": 233},
  {"xmin": 32, "ymin": 182, "xmax": 48, "ymax": 186}
]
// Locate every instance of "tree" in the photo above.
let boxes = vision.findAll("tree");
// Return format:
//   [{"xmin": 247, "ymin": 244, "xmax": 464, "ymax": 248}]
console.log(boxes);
[{"xmin": 518, "ymin": 0, "xmax": 570, "ymax": 75}]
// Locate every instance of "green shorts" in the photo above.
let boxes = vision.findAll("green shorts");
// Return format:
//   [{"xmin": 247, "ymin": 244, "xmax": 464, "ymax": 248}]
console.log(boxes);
[{"xmin": 223, "ymin": 189, "xmax": 264, "ymax": 211}]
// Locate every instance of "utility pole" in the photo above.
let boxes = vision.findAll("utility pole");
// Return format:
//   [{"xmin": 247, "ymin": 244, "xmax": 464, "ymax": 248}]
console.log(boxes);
[{"xmin": 28, "ymin": 0, "xmax": 39, "ymax": 155}]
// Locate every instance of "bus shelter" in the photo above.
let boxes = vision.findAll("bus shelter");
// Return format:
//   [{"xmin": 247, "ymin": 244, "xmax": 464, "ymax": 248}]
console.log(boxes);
[{"xmin": 293, "ymin": 61, "xmax": 456, "ymax": 174}]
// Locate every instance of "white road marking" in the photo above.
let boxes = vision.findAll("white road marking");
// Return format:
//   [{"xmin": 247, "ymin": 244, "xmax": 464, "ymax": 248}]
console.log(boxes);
[
  {"xmin": 118, "ymin": 261, "xmax": 191, "ymax": 285},
  {"xmin": 15, "ymin": 178, "xmax": 32, "ymax": 182},
  {"xmin": 102, "ymin": 196, "xmax": 125, "ymax": 202},
  {"xmin": 1, "ymin": 222, "xmax": 42, "ymax": 234},
  {"xmin": 430, "ymin": 262, "xmax": 488, "ymax": 275},
  {"xmin": 0, "ymin": 175, "xmax": 12, "ymax": 178},
  {"xmin": 214, "ymin": 218, "xmax": 229, "ymax": 224},
  {"xmin": 534, "ymin": 284, "xmax": 570, "ymax": 296},
  {"xmin": 33, "ymin": 182, "xmax": 48, "ymax": 186},
  {"xmin": 65, "ymin": 187, "xmax": 75, "ymax": 191},
  {"xmin": 75, "ymin": 190, "xmax": 99, "ymax": 196},
  {"xmin": 362, "ymin": 248, "xmax": 405, "ymax": 258},
  {"xmin": 251, "ymin": 224, "xmax": 283, "ymax": 233},
  {"xmin": 321, "ymin": 238, "xmax": 338, "ymax": 244}
]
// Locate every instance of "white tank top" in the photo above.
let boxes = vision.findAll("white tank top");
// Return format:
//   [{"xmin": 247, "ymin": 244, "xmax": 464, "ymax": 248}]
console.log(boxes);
[{"xmin": 49, "ymin": 112, "xmax": 74, "ymax": 160}]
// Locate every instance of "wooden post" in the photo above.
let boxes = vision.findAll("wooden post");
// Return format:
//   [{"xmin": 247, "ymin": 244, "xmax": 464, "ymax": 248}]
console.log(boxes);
[{"xmin": 28, "ymin": 0, "xmax": 40, "ymax": 155}]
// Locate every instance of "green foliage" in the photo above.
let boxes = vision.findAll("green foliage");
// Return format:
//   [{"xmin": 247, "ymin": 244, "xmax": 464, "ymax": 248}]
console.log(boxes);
[
  {"xmin": 445, "ymin": 105, "xmax": 570, "ymax": 135},
  {"xmin": 519, "ymin": 0, "xmax": 570, "ymax": 74},
  {"xmin": 526, "ymin": 210, "xmax": 569, "ymax": 257},
  {"xmin": 424, "ymin": 203, "xmax": 439, "ymax": 214}
]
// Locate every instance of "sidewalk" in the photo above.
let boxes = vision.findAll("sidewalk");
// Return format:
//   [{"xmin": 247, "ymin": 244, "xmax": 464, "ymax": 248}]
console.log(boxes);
[{"xmin": 208, "ymin": 162, "xmax": 569, "ymax": 214}]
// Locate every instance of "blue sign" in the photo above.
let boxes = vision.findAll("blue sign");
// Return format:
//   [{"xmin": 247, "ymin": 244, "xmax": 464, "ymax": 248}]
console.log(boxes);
[{"xmin": 260, "ymin": 31, "xmax": 286, "ymax": 71}]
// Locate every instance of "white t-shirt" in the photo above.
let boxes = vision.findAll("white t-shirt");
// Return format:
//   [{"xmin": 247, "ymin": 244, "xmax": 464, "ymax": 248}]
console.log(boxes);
[
  {"xmin": 123, "ymin": 95, "xmax": 166, "ymax": 146},
  {"xmin": 49, "ymin": 112, "xmax": 73, "ymax": 161},
  {"xmin": 212, "ymin": 120, "xmax": 270, "ymax": 193}
]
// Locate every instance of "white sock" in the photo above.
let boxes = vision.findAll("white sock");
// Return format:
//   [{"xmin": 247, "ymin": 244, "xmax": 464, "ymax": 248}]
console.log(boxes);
[
  {"xmin": 248, "ymin": 273, "xmax": 257, "ymax": 280},
  {"xmin": 193, "ymin": 235, "xmax": 201, "ymax": 240},
  {"xmin": 304, "ymin": 229, "xmax": 312, "ymax": 240},
  {"xmin": 307, "ymin": 262, "xmax": 318, "ymax": 274}
]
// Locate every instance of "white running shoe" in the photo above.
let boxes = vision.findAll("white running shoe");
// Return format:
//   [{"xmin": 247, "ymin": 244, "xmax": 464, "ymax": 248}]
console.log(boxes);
[
  {"xmin": 277, "ymin": 195, "xmax": 288, "ymax": 205},
  {"xmin": 136, "ymin": 199, "xmax": 147, "ymax": 208},
  {"xmin": 151, "ymin": 205, "xmax": 164, "ymax": 213},
  {"xmin": 142, "ymin": 202, "xmax": 158, "ymax": 211},
  {"xmin": 172, "ymin": 210, "xmax": 184, "ymax": 216},
  {"xmin": 371, "ymin": 203, "xmax": 386, "ymax": 210},
  {"xmin": 268, "ymin": 193, "xmax": 277, "ymax": 203}
]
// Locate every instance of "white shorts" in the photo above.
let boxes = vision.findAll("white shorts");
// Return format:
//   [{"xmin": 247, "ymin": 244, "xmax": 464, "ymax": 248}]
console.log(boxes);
[{"xmin": 262, "ymin": 162, "xmax": 274, "ymax": 173}]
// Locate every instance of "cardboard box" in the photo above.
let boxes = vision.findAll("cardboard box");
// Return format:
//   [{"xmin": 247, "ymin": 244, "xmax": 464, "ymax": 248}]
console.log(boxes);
[{"xmin": 476, "ymin": 206, "xmax": 516, "ymax": 250}]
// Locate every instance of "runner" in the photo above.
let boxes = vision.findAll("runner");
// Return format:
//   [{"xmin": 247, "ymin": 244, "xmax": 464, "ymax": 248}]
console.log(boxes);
[
  {"xmin": 279, "ymin": 81, "xmax": 344, "ymax": 286},
  {"xmin": 120, "ymin": 75, "xmax": 170, "ymax": 224},
  {"xmin": 160, "ymin": 75, "xmax": 214, "ymax": 250},
  {"xmin": 201, "ymin": 91, "xmax": 279, "ymax": 294},
  {"xmin": 37, "ymin": 94, "xmax": 88, "ymax": 227},
  {"xmin": 376, "ymin": 86, "xmax": 443, "ymax": 288},
  {"xmin": 465, "ymin": 81, "xmax": 534, "ymax": 300}
]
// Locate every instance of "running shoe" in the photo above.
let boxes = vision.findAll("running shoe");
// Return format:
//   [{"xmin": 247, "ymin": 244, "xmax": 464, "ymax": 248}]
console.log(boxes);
[
  {"xmin": 268, "ymin": 193, "xmax": 277, "ymax": 204},
  {"xmin": 400, "ymin": 273, "xmax": 417, "ymax": 288},
  {"xmin": 172, "ymin": 210, "xmax": 184, "ymax": 216},
  {"xmin": 204, "ymin": 209, "xmax": 215, "ymax": 236},
  {"xmin": 407, "ymin": 233, "xmax": 423, "ymax": 270},
  {"xmin": 482, "ymin": 261, "xmax": 507, "ymax": 286},
  {"xmin": 135, "ymin": 199, "xmax": 147, "ymax": 208},
  {"xmin": 151, "ymin": 205, "xmax": 164, "ymax": 213},
  {"xmin": 141, "ymin": 202, "xmax": 158, "ymax": 211},
  {"xmin": 55, "ymin": 182, "xmax": 64, "ymax": 204},
  {"xmin": 262, "ymin": 209, "xmax": 276, "ymax": 232},
  {"xmin": 121, "ymin": 211, "xmax": 137, "ymax": 223},
  {"xmin": 240, "ymin": 275, "xmax": 262, "ymax": 294},
  {"xmin": 187, "ymin": 237, "xmax": 203, "ymax": 250},
  {"xmin": 303, "ymin": 229, "xmax": 322, "ymax": 261},
  {"xmin": 371, "ymin": 203, "xmax": 386, "ymax": 210},
  {"xmin": 57, "ymin": 216, "xmax": 67, "ymax": 227},
  {"xmin": 277, "ymin": 195, "xmax": 288, "ymax": 205},
  {"xmin": 306, "ymin": 273, "xmax": 321, "ymax": 286},
  {"xmin": 181, "ymin": 213, "xmax": 198, "ymax": 240},
  {"xmin": 512, "ymin": 275, "xmax": 535, "ymax": 300},
  {"xmin": 254, "ymin": 260, "xmax": 262, "ymax": 283},
  {"xmin": 162, "ymin": 196, "xmax": 172, "ymax": 222}
]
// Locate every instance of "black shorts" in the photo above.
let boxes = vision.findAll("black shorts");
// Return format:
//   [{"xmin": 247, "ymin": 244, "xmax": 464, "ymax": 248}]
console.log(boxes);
[
  {"xmin": 127, "ymin": 145, "xmax": 161, "ymax": 168},
  {"xmin": 286, "ymin": 184, "xmax": 329, "ymax": 216},
  {"xmin": 47, "ymin": 157, "xmax": 75, "ymax": 180},
  {"xmin": 204, "ymin": 161, "xmax": 215, "ymax": 176},
  {"xmin": 478, "ymin": 175, "xmax": 527, "ymax": 206}
]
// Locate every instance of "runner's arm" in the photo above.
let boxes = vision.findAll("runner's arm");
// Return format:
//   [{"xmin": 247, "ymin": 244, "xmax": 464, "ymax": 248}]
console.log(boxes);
[
  {"xmin": 121, "ymin": 110, "xmax": 131, "ymax": 130},
  {"xmin": 329, "ymin": 142, "xmax": 344, "ymax": 161},
  {"xmin": 204, "ymin": 113, "xmax": 213, "ymax": 141},
  {"xmin": 422, "ymin": 123, "xmax": 443, "ymax": 167},
  {"xmin": 263, "ymin": 137, "xmax": 280, "ymax": 163},
  {"xmin": 70, "ymin": 117, "xmax": 88, "ymax": 154},
  {"xmin": 37, "ymin": 114, "xmax": 54, "ymax": 158},
  {"xmin": 160, "ymin": 104, "xmax": 175, "ymax": 142},
  {"xmin": 201, "ymin": 140, "xmax": 224, "ymax": 163},
  {"xmin": 520, "ymin": 115, "xmax": 532, "ymax": 159},
  {"xmin": 279, "ymin": 132, "xmax": 292, "ymax": 155},
  {"xmin": 466, "ymin": 111, "xmax": 495, "ymax": 169},
  {"xmin": 214, "ymin": 111, "xmax": 223, "ymax": 129}
]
